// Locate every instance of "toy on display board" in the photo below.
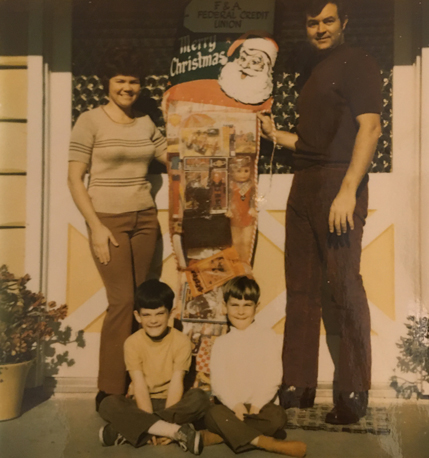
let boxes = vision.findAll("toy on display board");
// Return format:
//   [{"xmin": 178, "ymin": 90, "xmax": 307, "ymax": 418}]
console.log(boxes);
[{"xmin": 163, "ymin": 0, "xmax": 278, "ymax": 390}]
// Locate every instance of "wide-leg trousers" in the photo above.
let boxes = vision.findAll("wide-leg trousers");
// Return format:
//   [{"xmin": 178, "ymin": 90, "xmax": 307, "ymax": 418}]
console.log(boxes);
[
  {"xmin": 282, "ymin": 166, "xmax": 371, "ymax": 393},
  {"xmin": 88, "ymin": 207, "xmax": 159, "ymax": 394},
  {"xmin": 205, "ymin": 402, "xmax": 287, "ymax": 453},
  {"xmin": 99, "ymin": 389, "xmax": 211, "ymax": 447}
]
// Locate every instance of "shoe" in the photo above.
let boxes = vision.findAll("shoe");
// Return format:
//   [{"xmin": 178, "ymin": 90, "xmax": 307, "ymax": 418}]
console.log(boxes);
[
  {"xmin": 257, "ymin": 435, "xmax": 307, "ymax": 457},
  {"xmin": 95, "ymin": 391, "xmax": 110, "ymax": 412},
  {"xmin": 99, "ymin": 424, "xmax": 127, "ymax": 446},
  {"xmin": 325, "ymin": 406, "xmax": 360, "ymax": 425},
  {"xmin": 175, "ymin": 424, "xmax": 203, "ymax": 455},
  {"xmin": 279, "ymin": 385, "xmax": 316, "ymax": 409},
  {"xmin": 325, "ymin": 391, "xmax": 368, "ymax": 425},
  {"xmin": 273, "ymin": 429, "xmax": 288, "ymax": 440}
]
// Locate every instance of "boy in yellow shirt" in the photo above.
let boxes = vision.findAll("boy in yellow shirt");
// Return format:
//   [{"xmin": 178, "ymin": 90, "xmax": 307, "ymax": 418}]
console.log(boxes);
[{"xmin": 98, "ymin": 279, "xmax": 210, "ymax": 454}]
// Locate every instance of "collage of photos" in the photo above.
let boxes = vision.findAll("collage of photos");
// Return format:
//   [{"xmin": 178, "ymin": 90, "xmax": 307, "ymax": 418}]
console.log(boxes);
[{"xmin": 167, "ymin": 107, "xmax": 260, "ymax": 278}]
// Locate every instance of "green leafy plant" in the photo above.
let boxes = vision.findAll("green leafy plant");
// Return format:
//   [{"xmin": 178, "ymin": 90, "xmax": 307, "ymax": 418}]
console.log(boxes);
[
  {"xmin": 390, "ymin": 315, "xmax": 429, "ymax": 398},
  {"xmin": 0, "ymin": 265, "xmax": 85, "ymax": 368}
]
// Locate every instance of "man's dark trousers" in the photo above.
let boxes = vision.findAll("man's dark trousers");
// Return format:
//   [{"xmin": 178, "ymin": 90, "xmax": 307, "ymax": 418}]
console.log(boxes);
[{"xmin": 282, "ymin": 165, "xmax": 371, "ymax": 393}]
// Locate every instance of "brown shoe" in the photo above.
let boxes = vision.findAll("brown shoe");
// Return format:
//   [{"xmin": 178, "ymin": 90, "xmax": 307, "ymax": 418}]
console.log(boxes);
[
  {"xmin": 256, "ymin": 435, "xmax": 306, "ymax": 457},
  {"xmin": 200, "ymin": 430, "xmax": 224, "ymax": 446}
]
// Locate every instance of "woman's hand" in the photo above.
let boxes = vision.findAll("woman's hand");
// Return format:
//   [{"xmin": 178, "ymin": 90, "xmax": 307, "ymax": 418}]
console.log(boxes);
[{"xmin": 90, "ymin": 223, "xmax": 119, "ymax": 265}]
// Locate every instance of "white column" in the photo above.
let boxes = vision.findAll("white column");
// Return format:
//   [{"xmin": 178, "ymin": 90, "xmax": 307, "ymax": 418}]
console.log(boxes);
[
  {"xmin": 25, "ymin": 0, "xmax": 45, "ymax": 293},
  {"xmin": 420, "ymin": 0, "xmax": 429, "ymax": 312},
  {"xmin": 45, "ymin": 0, "xmax": 72, "ymax": 304}
]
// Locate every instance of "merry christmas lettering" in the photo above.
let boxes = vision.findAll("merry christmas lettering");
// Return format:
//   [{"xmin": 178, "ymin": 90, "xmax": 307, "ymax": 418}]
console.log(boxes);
[{"xmin": 171, "ymin": 35, "xmax": 226, "ymax": 77}]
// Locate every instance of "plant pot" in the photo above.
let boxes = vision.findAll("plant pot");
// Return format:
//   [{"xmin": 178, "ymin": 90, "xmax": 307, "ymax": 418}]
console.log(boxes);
[
  {"xmin": 418, "ymin": 380, "xmax": 429, "ymax": 400},
  {"xmin": 0, "ymin": 360, "xmax": 34, "ymax": 421}
]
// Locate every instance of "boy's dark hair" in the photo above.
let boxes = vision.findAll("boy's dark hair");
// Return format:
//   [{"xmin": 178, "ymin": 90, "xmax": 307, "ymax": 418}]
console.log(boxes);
[
  {"xmin": 99, "ymin": 46, "xmax": 145, "ymax": 94},
  {"xmin": 135, "ymin": 279, "xmax": 175, "ymax": 312},
  {"xmin": 223, "ymin": 276, "xmax": 261, "ymax": 304},
  {"xmin": 304, "ymin": 0, "xmax": 348, "ymax": 24}
]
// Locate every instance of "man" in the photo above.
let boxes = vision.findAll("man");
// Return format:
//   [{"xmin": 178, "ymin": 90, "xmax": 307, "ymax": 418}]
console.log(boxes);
[{"xmin": 258, "ymin": 0, "xmax": 382, "ymax": 425}]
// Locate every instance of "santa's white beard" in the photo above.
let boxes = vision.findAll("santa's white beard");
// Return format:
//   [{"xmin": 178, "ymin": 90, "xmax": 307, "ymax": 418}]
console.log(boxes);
[{"xmin": 218, "ymin": 61, "xmax": 273, "ymax": 105}]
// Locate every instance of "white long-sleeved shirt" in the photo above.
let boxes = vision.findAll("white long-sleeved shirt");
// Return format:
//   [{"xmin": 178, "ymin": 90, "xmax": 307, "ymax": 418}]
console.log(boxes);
[{"xmin": 210, "ymin": 322, "xmax": 283, "ymax": 410}]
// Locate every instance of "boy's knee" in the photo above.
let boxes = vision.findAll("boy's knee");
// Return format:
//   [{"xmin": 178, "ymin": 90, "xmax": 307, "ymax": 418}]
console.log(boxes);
[
  {"xmin": 187, "ymin": 388, "xmax": 210, "ymax": 404},
  {"xmin": 204, "ymin": 404, "xmax": 226, "ymax": 426},
  {"xmin": 186, "ymin": 388, "xmax": 212, "ymax": 413},
  {"xmin": 269, "ymin": 405, "xmax": 288, "ymax": 430},
  {"xmin": 260, "ymin": 403, "xmax": 287, "ymax": 431},
  {"xmin": 98, "ymin": 394, "xmax": 126, "ymax": 419}
]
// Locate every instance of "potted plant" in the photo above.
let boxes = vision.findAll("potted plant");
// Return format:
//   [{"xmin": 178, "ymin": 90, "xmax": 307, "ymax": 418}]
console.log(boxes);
[
  {"xmin": 0, "ymin": 265, "xmax": 84, "ymax": 421},
  {"xmin": 391, "ymin": 315, "xmax": 429, "ymax": 399}
]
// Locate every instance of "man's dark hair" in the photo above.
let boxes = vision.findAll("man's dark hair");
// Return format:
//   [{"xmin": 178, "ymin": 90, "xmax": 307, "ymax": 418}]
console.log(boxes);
[
  {"xmin": 304, "ymin": 0, "xmax": 348, "ymax": 24},
  {"xmin": 223, "ymin": 276, "xmax": 261, "ymax": 304},
  {"xmin": 135, "ymin": 279, "xmax": 175, "ymax": 312},
  {"xmin": 99, "ymin": 46, "xmax": 145, "ymax": 93}
]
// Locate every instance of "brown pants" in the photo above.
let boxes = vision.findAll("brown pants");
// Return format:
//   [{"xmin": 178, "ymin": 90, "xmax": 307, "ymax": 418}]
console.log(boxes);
[
  {"xmin": 99, "ymin": 389, "xmax": 211, "ymax": 447},
  {"xmin": 89, "ymin": 208, "xmax": 159, "ymax": 394},
  {"xmin": 205, "ymin": 402, "xmax": 287, "ymax": 453},
  {"xmin": 283, "ymin": 166, "xmax": 371, "ymax": 393}
]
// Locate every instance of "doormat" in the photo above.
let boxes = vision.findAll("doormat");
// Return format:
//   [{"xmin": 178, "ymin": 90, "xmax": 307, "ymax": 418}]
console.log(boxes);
[{"xmin": 285, "ymin": 404, "xmax": 390, "ymax": 435}]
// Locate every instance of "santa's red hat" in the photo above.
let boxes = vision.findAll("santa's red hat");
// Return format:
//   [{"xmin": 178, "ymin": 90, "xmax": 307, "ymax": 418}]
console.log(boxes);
[{"xmin": 227, "ymin": 31, "xmax": 278, "ymax": 66}]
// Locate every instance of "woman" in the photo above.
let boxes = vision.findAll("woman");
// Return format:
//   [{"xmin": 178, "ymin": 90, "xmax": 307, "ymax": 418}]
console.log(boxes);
[{"xmin": 68, "ymin": 47, "xmax": 167, "ymax": 409}]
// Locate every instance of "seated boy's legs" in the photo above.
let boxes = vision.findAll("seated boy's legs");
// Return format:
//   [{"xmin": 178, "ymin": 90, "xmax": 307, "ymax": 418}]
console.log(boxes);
[
  {"xmin": 205, "ymin": 402, "xmax": 287, "ymax": 453},
  {"xmin": 99, "ymin": 389, "xmax": 211, "ymax": 447},
  {"xmin": 244, "ymin": 403, "xmax": 287, "ymax": 438},
  {"xmin": 156, "ymin": 388, "xmax": 211, "ymax": 425},
  {"xmin": 99, "ymin": 395, "xmax": 159, "ymax": 447}
]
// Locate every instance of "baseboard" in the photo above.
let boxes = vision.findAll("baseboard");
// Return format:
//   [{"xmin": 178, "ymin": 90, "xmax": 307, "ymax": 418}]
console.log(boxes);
[
  {"xmin": 44, "ymin": 376, "xmax": 98, "ymax": 393},
  {"xmin": 315, "ymin": 382, "xmax": 398, "ymax": 402},
  {"xmin": 44, "ymin": 377, "xmax": 398, "ymax": 399}
]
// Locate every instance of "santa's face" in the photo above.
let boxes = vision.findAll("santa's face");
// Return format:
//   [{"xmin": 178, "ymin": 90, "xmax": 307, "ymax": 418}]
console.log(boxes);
[
  {"xmin": 218, "ymin": 46, "xmax": 273, "ymax": 105},
  {"xmin": 237, "ymin": 49, "xmax": 267, "ymax": 76}
]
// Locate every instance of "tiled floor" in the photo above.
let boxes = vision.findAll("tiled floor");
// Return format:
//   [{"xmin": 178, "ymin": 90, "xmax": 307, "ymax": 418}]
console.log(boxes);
[{"xmin": 1, "ymin": 391, "xmax": 429, "ymax": 458}]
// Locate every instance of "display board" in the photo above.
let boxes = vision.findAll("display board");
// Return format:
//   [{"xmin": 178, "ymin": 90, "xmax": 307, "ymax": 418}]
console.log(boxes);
[{"xmin": 163, "ymin": 0, "xmax": 277, "ymax": 388}]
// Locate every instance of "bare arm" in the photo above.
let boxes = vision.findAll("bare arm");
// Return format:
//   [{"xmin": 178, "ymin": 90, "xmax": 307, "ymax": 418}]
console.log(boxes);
[
  {"xmin": 329, "ymin": 113, "xmax": 381, "ymax": 235},
  {"xmin": 257, "ymin": 112, "xmax": 298, "ymax": 152},
  {"xmin": 129, "ymin": 370, "xmax": 153, "ymax": 413},
  {"xmin": 67, "ymin": 161, "xmax": 118, "ymax": 264},
  {"xmin": 155, "ymin": 151, "xmax": 167, "ymax": 166},
  {"xmin": 165, "ymin": 370, "xmax": 185, "ymax": 408}
]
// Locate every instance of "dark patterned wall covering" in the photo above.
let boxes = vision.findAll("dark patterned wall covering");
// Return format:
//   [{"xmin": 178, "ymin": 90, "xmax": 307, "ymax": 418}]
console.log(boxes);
[{"xmin": 72, "ymin": 0, "xmax": 393, "ymax": 173}]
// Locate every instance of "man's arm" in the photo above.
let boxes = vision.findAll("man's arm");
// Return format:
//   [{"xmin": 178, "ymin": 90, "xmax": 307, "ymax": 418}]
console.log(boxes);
[
  {"xmin": 257, "ymin": 112, "xmax": 298, "ymax": 151},
  {"xmin": 129, "ymin": 370, "xmax": 153, "ymax": 413},
  {"xmin": 329, "ymin": 113, "xmax": 381, "ymax": 235},
  {"xmin": 165, "ymin": 370, "xmax": 185, "ymax": 408}
]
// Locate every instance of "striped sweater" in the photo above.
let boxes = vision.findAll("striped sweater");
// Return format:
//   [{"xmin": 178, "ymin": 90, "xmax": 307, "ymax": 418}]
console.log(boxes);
[{"xmin": 69, "ymin": 106, "xmax": 166, "ymax": 213}]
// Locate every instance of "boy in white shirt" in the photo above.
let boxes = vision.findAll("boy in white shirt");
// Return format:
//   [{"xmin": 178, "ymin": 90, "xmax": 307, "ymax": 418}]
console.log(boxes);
[{"xmin": 205, "ymin": 276, "xmax": 307, "ymax": 457}]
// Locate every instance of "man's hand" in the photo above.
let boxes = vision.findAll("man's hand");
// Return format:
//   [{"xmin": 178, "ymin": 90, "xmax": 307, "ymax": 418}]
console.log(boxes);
[
  {"xmin": 257, "ymin": 112, "xmax": 274, "ymax": 140},
  {"xmin": 328, "ymin": 113, "xmax": 381, "ymax": 235},
  {"xmin": 328, "ymin": 188, "xmax": 356, "ymax": 235},
  {"xmin": 233, "ymin": 403, "xmax": 248, "ymax": 421}
]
